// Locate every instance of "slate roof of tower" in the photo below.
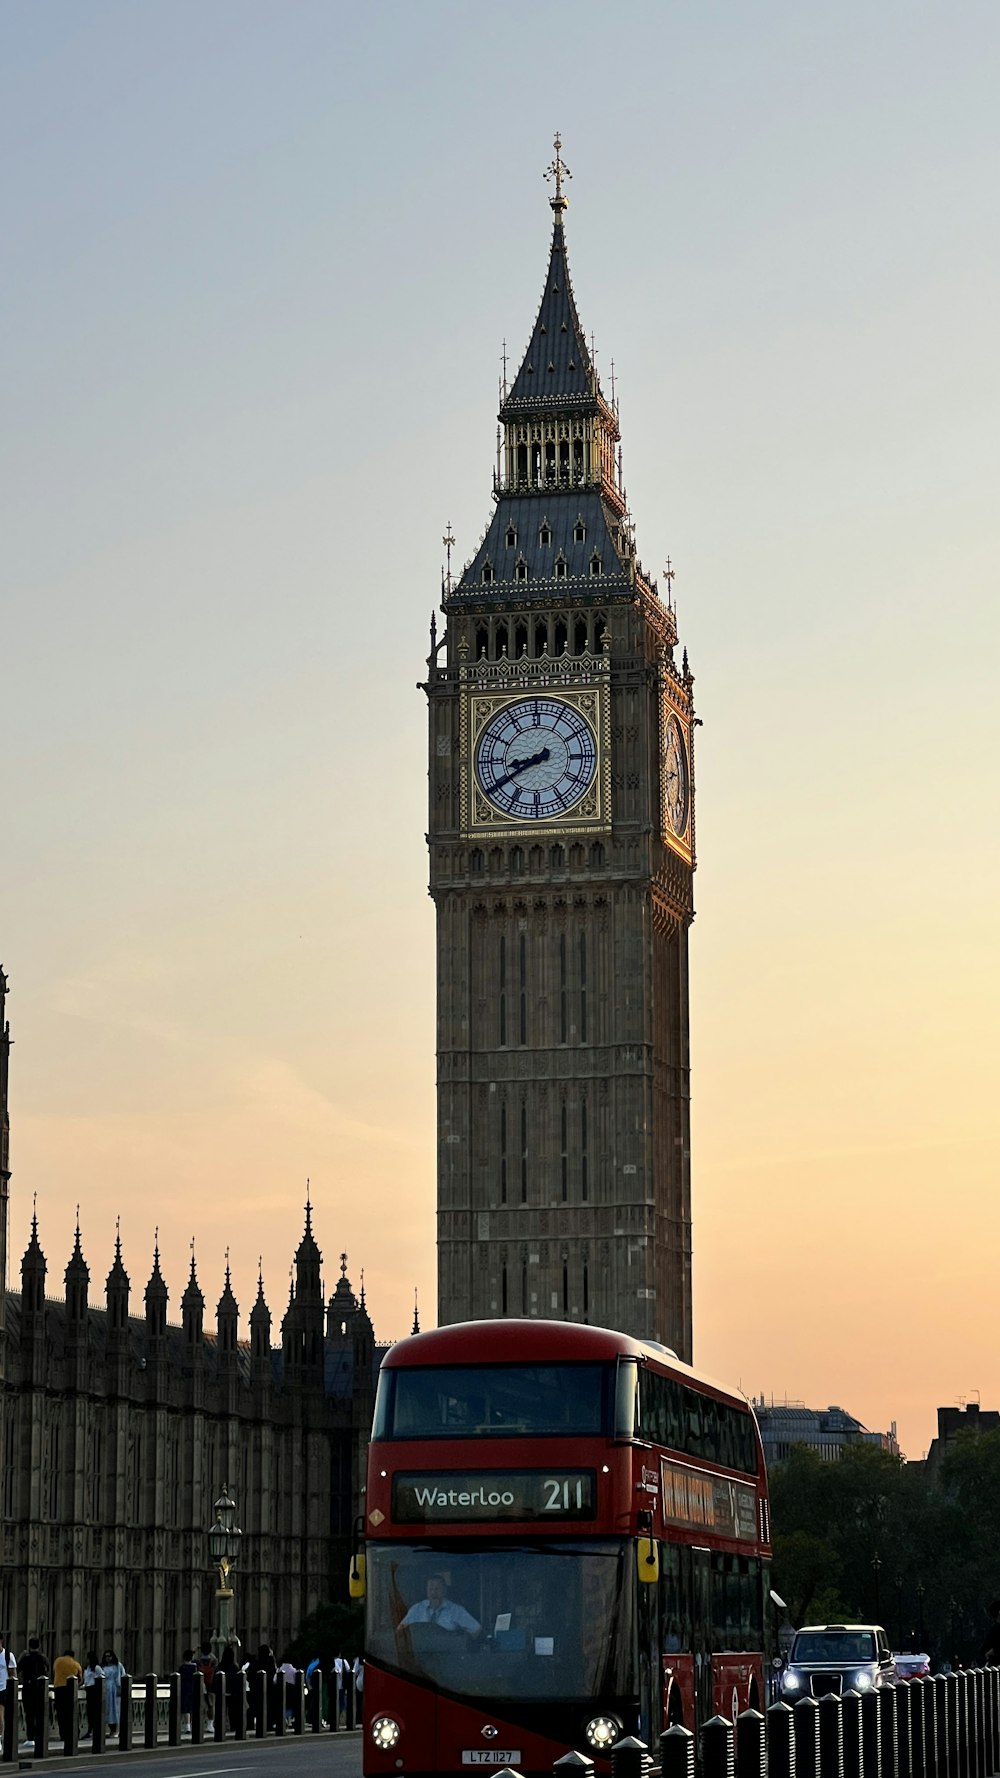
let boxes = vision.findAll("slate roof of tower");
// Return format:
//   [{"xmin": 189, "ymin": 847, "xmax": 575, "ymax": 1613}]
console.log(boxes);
[
  {"xmin": 501, "ymin": 215, "xmax": 604, "ymax": 414},
  {"xmin": 454, "ymin": 489, "xmax": 635, "ymax": 601}
]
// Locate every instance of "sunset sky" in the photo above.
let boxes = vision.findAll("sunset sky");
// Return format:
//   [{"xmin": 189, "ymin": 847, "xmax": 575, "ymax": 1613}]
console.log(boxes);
[{"xmin": 3, "ymin": 1, "xmax": 998, "ymax": 1460}]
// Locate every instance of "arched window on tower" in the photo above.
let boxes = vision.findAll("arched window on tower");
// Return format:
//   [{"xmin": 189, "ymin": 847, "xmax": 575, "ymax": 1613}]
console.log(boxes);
[
  {"xmin": 531, "ymin": 441, "xmax": 542, "ymax": 485},
  {"xmin": 516, "ymin": 559, "xmax": 528, "ymax": 583},
  {"xmin": 515, "ymin": 621, "xmax": 528, "ymax": 658},
  {"xmin": 496, "ymin": 621, "xmax": 508, "ymax": 657},
  {"xmin": 573, "ymin": 438, "xmax": 584, "ymax": 482},
  {"xmin": 556, "ymin": 555, "xmax": 567, "ymax": 580},
  {"xmin": 581, "ymin": 1098, "xmax": 589, "ymax": 1201},
  {"xmin": 559, "ymin": 438, "xmax": 570, "ymax": 482},
  {"xmin": 500, "ymin": 1100, "xmax": 508, "ymax": 1203},
  {"xmin": 517, "ymin": 446, "xmax": 528, "ymax": 486},
  {"xmin": 476, "ymin": 625, "xmax": 488, "ymax": 659},
  {"xmin": 594, "ymin": 615, "xmax": 607, "ymax": 652},
  {"xmin": 534, "ymin": 619, "xmax": 548, "ymax": 657},
  {"xmin": 574, "ymin": 617, "xmax": 588, "ymax": 654}
]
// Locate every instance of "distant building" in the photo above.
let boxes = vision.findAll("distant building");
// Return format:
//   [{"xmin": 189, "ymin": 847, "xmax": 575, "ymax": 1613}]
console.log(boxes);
[
  {"xmin": 924, "ymin": 1401, "xmax": 1000, "ymax": 1484},
  {"xmin": 752, "ymin": 1398, "xmax": 900, "ymax": 1466}
]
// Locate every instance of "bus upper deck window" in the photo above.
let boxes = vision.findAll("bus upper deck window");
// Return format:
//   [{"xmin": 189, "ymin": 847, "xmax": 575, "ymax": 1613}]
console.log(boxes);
[{"xmin": 615, "ymin": 1358, "xmax": 638, "ymax": 1439}]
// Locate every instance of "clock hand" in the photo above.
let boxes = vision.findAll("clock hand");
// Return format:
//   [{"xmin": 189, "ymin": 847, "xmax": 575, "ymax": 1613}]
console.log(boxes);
[{"xmin": 493, "ymin": 746, "xmax": 551, "ymax": 791}]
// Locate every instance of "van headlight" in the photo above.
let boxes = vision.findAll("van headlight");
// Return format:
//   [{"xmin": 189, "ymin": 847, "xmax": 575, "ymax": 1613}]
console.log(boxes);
[
  {"xmin": 853, "ymin": 1672, "xmax": 873, "ymax": 1691},
  {"xmin": 781, "ymin": 1671, "xmax": 802, "ymax": 1691},
  {"xmin": 371, "ymin": 1716, "xmax": 401, "ymax": 1749},
  {"xmin": 584, "ymin": 1714, "xmax": 622, "ymax": 1750}
]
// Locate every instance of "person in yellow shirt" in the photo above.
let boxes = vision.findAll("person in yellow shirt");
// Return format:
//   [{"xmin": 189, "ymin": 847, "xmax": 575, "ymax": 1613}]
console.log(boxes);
[{"xmin": 52, "ymin": 1650, "xmax": 83, "ymax": 1746}]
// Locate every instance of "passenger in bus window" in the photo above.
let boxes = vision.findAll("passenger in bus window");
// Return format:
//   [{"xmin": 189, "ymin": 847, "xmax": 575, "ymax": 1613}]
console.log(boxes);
[{"xmin": 398, "ymin": 1575, "xmax": 482, "ymax": 1636}]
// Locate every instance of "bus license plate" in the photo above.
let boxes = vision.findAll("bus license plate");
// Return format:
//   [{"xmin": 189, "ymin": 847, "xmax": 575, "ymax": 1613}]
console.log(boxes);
[{"xmin": 462, "ymin": 1753, "xmax": 522, "ymax": 1765}]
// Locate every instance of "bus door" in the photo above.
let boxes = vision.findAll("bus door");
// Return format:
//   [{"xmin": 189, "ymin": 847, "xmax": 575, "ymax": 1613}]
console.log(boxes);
[{"xmin": 691, "ymin": 1547, "xmax": 714, "ymax": 1733}]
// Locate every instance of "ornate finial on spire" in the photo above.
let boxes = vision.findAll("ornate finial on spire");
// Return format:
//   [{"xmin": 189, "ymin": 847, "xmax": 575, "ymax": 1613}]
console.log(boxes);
[
  {"xmin": 545, "ymin": 131, "xmax": 572, "ymax": 213},
  {"xmin": 115, "ymin": 1214, "xmax": 122, "ymax": 1261},
  {"xmin": 32, "ymin": 1189, "xmax": 37, "ymax": 1236},
  {"xmin": 442, "ymin": 521, "xmax": 455, "ymax": 597},
  {"xmin": 501, "ymin": 338, "xmax": 509, "ymax": 401},
  {"xmin": 412, "ymin": 1288, "xmax": 420, "ymax": 1336},
  {"xmin": 610, "ymin": 358, "xmax": 616, "ymax": 409},
  {"xmin": 304, "ymin": 1180, "xmax": 313, "ymax": 1236},
  {"xmin": 359, "ymin": 1267, "xmax": 366, "ymax": 1307},
  {"xmin": 340, "ymin": 1251, "xmax": 348, "ymax": 1278},
  {"xmin": 664, "ymin": 557, "xmax": 676, "ymax": 608},
  {"xmin": 429, "ymin": 610, "xmax": 437, "ymax": 654},
  {"xmin": 225, "ymin": 1244, "xmax": 231, "ymax": 1287}
]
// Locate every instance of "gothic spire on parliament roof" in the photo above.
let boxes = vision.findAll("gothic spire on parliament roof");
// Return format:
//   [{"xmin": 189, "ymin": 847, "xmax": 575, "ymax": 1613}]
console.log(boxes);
[
  {"xmin": 65, "ymin": 1209, "xmax": 89, "ymax": 1286},
  {"xmin": 145, "ymin": 1232, "xmax": 168, "ymax": 1305},
  {"xmin": 249, "ymin": 1259, "xmax": 270, "ymax": 1327},
  {"xmin": 181, "ymin": 1245, "xmax": 204, "ymax": 1314},
  {"xmin": 21, "ymin": 1197, "xmax": 46, "ymax": 1279},
  {"xmin": 217, "ymin": 1253, "xmax": 238, "ymax": 1318}
]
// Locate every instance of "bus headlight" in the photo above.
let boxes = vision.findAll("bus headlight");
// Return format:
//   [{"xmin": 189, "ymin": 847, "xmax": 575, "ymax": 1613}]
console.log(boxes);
[
  {"xmin": 584, "ymin": 1714, "xmax": 622, "ymax": 1750},
  {"xmin": 371, "ymin": 1716, "xmax": 401, "ymax": 1749}
]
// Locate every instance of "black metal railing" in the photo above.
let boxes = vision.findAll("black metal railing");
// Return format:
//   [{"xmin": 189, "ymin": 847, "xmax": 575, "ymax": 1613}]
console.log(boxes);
[{"xmin": 2, "ymin": 1665, "xmax": 363, "ymax": 1759}]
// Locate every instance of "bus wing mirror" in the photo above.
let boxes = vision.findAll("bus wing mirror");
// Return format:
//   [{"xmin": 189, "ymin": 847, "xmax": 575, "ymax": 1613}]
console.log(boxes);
[
  {"xmin": 348, "ymin": 1552, "xmax": 366, "ymax": 1600},
  {"xmin": 637, "ymin": 1536, "xmax": 659, "ymax": 1586}
]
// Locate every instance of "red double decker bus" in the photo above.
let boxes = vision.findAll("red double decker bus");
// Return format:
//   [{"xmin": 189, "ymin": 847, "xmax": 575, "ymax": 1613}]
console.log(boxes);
[{"xmin": 358, "ymin": 1320, "xmax": 772, "ymax": 1775}]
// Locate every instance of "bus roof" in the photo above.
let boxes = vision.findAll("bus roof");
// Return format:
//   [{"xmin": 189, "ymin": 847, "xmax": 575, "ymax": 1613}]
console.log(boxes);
[{"xmin": 380, "ymin": 1319, "xmax": 753, "ymax": 1415}]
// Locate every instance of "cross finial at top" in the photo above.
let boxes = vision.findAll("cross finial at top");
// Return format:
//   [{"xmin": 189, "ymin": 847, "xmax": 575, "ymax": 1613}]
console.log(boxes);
[
  {"xmin": 340, "ymin": 1251, "xmax": 348, "ymax": 1277},
  {"xmin": 545, "ymin": 132, "xmax": 572, "ymax": 212}
]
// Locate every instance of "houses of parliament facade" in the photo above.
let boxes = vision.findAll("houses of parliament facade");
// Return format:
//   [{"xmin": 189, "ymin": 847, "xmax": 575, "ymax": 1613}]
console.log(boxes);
[{"xmin": 0, "ymin": 968, "xmax": 387, "ymax": 1673}]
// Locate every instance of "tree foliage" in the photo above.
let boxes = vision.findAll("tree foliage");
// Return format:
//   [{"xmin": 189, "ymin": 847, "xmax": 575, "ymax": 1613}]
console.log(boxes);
[{"xmin": 770, "ymin": 1433, "xmax": 1000, "ymax": 1666}]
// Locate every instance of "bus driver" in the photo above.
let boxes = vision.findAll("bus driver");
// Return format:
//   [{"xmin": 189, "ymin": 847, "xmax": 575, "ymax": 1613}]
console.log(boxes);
[{"xmin": 399, "ymin": 1576, "xmax": 481, "ymax": 1636}]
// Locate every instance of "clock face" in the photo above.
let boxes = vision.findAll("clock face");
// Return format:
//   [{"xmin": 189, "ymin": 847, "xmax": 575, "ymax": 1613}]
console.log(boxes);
[
  {"xmin": 663, "ymin": 713, "xmax": 689, "ymax": 837},
  {"xmin": 475, "ymin": 697, "xmax": 597, "ymax": 820}
]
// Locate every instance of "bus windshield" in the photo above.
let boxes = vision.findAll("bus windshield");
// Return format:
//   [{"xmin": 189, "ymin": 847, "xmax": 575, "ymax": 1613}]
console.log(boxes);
[
  {"xmin": 367, "ymin": 1541, "xmax": 636, "ymax": 1702},
  {"xmin": 373, "ymin": 1363, "xmax": 612, "ymax": 1439}
]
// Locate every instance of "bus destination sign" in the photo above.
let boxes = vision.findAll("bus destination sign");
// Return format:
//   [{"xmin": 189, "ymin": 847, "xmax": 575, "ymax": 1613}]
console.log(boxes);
[{"xmin": 394, "ymin": 1470, "xmax": 596, "ymax": 1524}]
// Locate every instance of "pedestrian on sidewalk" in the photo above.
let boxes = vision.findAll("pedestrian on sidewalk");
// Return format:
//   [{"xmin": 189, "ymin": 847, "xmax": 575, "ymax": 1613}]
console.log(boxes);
[
  {"xmin": 52, "ymin": 1649, "xmax": 82, "ymax": 1746},
  {"xmin": 81, "ymin": 1652, "xmax": 104, "ymax": 1742},
  {"xmin": 18, "ymin": 1638, "xmax": 48, "ymax": 1750},
  {"xmin": 101, "ymin": 1650, "xmax": 125, "ymax": 1738}
]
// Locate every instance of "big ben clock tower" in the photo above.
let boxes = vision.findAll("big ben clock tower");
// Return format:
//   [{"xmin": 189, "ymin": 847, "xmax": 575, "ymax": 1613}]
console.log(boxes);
[{"xmin": 424, "ymin": 142, "xmax": 695, "ymax": 1360}]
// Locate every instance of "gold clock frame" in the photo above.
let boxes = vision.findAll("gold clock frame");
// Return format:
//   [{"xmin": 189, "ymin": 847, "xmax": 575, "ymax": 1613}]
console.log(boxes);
[
  {"xmin": 660, "ymin": 695, "xmax": 693, "ymax": 862},
  {"xmin": 461, "ymin": 680, "xmax": 611, "ymax": 837}
]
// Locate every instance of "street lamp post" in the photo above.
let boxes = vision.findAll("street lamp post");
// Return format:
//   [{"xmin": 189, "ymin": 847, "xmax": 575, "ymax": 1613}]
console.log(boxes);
[
  {"xmin": 208, "ymin": 1486, "xmax": 244, "ymax": 1661},
  {"xmin": 871, "ymin": 1553, "xmax": 882, "ymax": 1619}
]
